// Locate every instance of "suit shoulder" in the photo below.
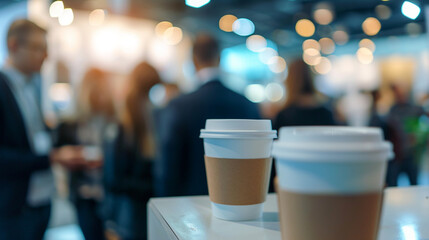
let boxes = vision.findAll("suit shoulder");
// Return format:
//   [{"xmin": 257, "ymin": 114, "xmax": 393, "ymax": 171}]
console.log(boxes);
[{"xmin": 168, "ymin": 89, "xmax": 201, "ymax": 108}]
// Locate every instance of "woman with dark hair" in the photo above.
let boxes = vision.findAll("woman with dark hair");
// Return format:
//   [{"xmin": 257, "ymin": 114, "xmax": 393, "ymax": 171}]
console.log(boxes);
[
  {"xmin": 269, "ymin": 60, "xmax": 336, "ymax": 193},
  {"xmin": 273, "ymin": 59, "xmax": 336, "ymax": 130},
  {"xmin": 102, "ymin": 62, "xmax": 161, "ymax": 240}
]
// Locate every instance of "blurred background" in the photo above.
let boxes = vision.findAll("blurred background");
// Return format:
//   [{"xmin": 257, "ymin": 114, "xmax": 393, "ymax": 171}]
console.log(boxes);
[{"xmin": 1, "ymin": 0, "xmax": 429, "ymax": 239}]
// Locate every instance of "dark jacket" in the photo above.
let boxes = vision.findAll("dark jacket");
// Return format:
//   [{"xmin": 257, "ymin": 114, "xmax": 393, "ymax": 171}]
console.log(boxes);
[
  {"xmin": 0, "ymin": 72, "xmax": 50, "ymax": 216},
  {"xmin": 274, "ymin": 104, "xmax": 336, "ymax": 130},
  {"xmin": 155, "ymin": 80, "xmax": 260, "ymax": 197},
  {"xmin": 102, "ymin": 125, "xmax": 153, "ymax": 239}
]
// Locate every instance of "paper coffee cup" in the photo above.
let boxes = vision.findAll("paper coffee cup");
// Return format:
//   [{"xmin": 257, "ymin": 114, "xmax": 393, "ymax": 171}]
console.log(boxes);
[
  {"xmin": 272, "ymin": 127, "xmax": 392, "ymax": 240},
  {"xmin": 200, "ymin": 119, "xmax": 277, "ymax": 221}
]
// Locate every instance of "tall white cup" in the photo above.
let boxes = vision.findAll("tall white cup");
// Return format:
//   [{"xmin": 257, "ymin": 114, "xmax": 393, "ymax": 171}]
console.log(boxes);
[
  {"xmin": 200, "ymin": 119, "xmax": 277, "ymax": 221},
  {"xmin": 272, "ymin": 127, "xmax": 393, "ymax": 240}
]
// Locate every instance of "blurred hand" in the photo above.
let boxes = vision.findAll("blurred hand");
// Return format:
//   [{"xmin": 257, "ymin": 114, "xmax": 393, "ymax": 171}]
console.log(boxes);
[
  {"xmin": 50, "ymin": 146, "xmax": 87, "ymax": 170},
  {"xmin": 85, "ymin": 158, "xmax": 104, "ymax": 169}
]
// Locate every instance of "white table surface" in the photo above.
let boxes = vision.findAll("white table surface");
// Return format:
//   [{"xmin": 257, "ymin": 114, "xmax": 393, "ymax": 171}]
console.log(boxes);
[{"xmin": 148, "ymin": 186, "xmax": 429, "ymax": 240}]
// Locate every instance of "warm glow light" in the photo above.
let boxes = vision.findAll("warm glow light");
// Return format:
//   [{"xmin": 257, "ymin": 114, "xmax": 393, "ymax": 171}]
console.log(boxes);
[
  {"xmin": 163, "ymin": 27, "xmax": 183, "ymax": 45},
  {"xmin": 246, "ymin": 35, "xmax": 267, "ymax": 52},
  {"xmin": 219, "ymin": 14, "xmax": 237, "ymax": 32},
  {"xmin": 362, "ymin": 17, "xmax": 381, "ymax": 36},
  {"xmin": 295, "ymin": 19, "xmax": 315, "ymax": 37},
  {"xmin": 313, "ymin": 8, "xmax": 334, "ymax": 25},
  {"xmin": 333, "ymin": 30, "xmax": 349, "ymax": 45},
  {"xmin": 119, "ymin": 32, "xmax": 141, "ymax": 56},
  {"xmin": 319, "ymin": 38, "xmax": 335, "ymax": 54},
  {"xmin": 359, "ymin": 39, "xmax": 376, "ymax": 52},
  {"xmin": 357, "ymin": 47, "xmax": 374, "ymax": 64},
  {"xmin": 376, "ymin": 5, "xmax": 392, "ymax": 20},
  {"xmin": 49, "ymin": 83, "xmax": 72, "ymax": 102},
  {"xmin": 259, "ymin": 47, "xmax": 278, "ymax": 64},
  {"xmin": 302, "ymin": 39, "xmax": 320, "ymax": 51},
  {"xmin": 303, "ymin": 48, "xmax": 321, "ymax": 66},
  {"xmin": 245, "ymin": 84, "xmax": 265, "ymax": 103},
  {"xmin": 268, "ymin": 56, "xmax": 287, "ymax": 73},
  {"xmin": 58, "ymin": 8, "xmax": 74, "ymax": 26},
  {"xmin": 314, "ymin": 57, "xmax": 332, "ymax": 74},
  {"xmin": 49, "ymin": 1, "xmax": 64, "ymax": 18},
  {"xmin": 156, "ymin": 21, "xmax": 173, "ymax": 37},
  {"xmin": 265, "ymin": 82, "xmax": 285, "ymax": 102},
  {"xmin": 91, "ymin": 28, "xmax": 120, "ymax": 62},
  {"xmin": 401, "ymin": 225, "xmax": 419, "ymax": 240},
  {"xmin": 401, "ymin": 1, "xmax": 421, "ymax": 20},
  {"xmin": 89, "ymin": 9, "xmax": 105, "ymax": 26},
  {"xmin": 232, "ymin": 18, "xmax": 255, "ymax": 36},
  {"xmin": 186, "ymin": 0, "xmax": 210, "ymax": 8}
]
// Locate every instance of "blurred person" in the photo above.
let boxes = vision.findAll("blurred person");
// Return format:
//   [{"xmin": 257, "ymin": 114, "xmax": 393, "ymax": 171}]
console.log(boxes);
[
  {"xmin": 270, "ymin": 59, "xmax": 336, "ymax": 192},
  {"xmin": 0, "ymin": 19, "xmax": 86, "ymax": 240},
  {"xmin": 102, "ymin": 62, "xmax": 159, "ymax": 240},
  {"xmin": 368, "ymin": 90, "xmax": 386, "ymax": 129},
  {"xmin": 273, "ymin": 59, "xmax": 336, "ymax": 130},
  {"xmin": 155, "ymin": 33, "xmax": 260, "ymax": 197},
  {"xmin": 385, "ymin": 83, "xmax": 427, "ymax": 186},
  {"xmin": 55, "ymin": 68, "xmax": 116, "ymax": 240}
]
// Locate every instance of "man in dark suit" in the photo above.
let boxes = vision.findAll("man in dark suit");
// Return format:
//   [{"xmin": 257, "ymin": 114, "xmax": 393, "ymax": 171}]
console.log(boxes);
[
  {"xmin": 0, "ymin": 19, "xmax": 85, "ymax": 240},
  {"xmin": 155, "ymin": 34, "xmax": 260, "ymax": 197}
]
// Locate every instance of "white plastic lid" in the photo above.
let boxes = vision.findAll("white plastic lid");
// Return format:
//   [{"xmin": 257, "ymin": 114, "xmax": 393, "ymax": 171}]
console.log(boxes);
[
  {"xmin": 272, "ymin": 126, "xmax": 393, "ymax": 161},
  {"xmin": 200, "ymin": 119, "xmax": 277, "ymax": 139}
]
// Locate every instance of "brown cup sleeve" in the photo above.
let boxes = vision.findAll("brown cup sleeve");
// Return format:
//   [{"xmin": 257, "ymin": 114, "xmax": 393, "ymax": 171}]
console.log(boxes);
[{"xmin": 205, "ymin": 156, "xmax": 272, "ymax": 205}]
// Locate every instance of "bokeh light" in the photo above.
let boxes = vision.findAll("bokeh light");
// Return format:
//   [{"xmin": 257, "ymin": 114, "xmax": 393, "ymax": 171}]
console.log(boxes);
[
  {"xmin": 268, "ymin": 56, "xmax": 287, "ymax": 73},
  {"xmin": 186, "ymin": 0, "xmax": 210, "ymax": 8},
  {"xmin": 49, "ymin": 1, "xmax": 64, "ymax": 18},
  {"xmin": 295, "ymin": 19, "xmax": 315, "ymax": 37},
  {"xmin": 246, "ymin": 35, "xmax": 267, "ymax": 52},
  {"xmin": 155, "ymin": 21, "xmax": 173, "ymax": 37},
  {"xmin": 401, "ymin": 1, "xmax": 421, "ymax": 20},
  {"xmin": 163, "ymin": 27, "xmax": 183, "ymax": 45},
  {"xmin": 333, "ymin": 30, "xmax": 349, "ymax": 45},
  {"xmin": 313, "ymin": 8, "xmax": 334, "ymax": 25},
  {"xmin": 245, "ymin": 84, "xmax": 265, "ymax": 103},
  {"xmin": 356, "ymin": 47, "xmax": 374, "ymax": 64},
  {"xmin": 89, "ymin": 9, "xmax": 105, "ymax": 26},
  {"xmin": 58, "ymin": 8, "xmax": 74, "ymax": 26},
  {"xmin": 362, "ymin": 17, "xmax": 381, "ymax": 36},
  {"xmin": 232, "ymin": 18, "xmax": 255, "ymax": 36},
  {"xmin": 149, "ymin": 84, "xmax": 167, "ymax": 107},
  {"xmin": 302, "ymin": 39, "xmax": 320, "ymax": 51},
  {"xmin": 314, "ymin": 57, "xmax": 332, "ymax": 75},
  {"xmin": 303, "ymin": 48, "xmax": 321, "ymax": 66},
  {"xmin": 258, "ymin": 47, "xmax": 278, "ymax": 64},
  {"xmin": 265, "ymin": 82, "xmax": 285, "ymax": 102},
  {"xmin": 359, "ymin": 39, "xmax": 376, "ymax": 52},
  {"xmin": 219, "ymin": 14, "xmax": 237, "ymax": 32},
  {"xmin": 319, "ymin": 38, "xmax": 335, "ymax": 54},
  {"xmin": 405, "ymin": 23, "xmax": 422, "ymax": 36},
  {"xmin": 375, "ymin": 5, "xmax": 392, "ymax": 20}
]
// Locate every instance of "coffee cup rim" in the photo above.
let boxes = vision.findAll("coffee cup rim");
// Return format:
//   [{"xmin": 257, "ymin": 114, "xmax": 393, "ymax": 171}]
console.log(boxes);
[{"xmin": 200, "ymin": 130, "xmax": 277, "ymax": 139}]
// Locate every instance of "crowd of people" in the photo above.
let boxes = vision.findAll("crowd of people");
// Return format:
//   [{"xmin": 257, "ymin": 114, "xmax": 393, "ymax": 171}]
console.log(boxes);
[{"xmin": 0, "ymin": 19, "xmax": 428, "ymax": 240}]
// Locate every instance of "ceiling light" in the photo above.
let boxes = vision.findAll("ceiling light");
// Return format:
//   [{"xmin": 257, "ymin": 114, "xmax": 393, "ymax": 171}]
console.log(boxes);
[
  {"xmin": 185, "ymin": 0, "xmax": 210, "ymax": 8},
  {"xmin": 401, "ymin": 1, "xmax": 421, "ymax": 20}
]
